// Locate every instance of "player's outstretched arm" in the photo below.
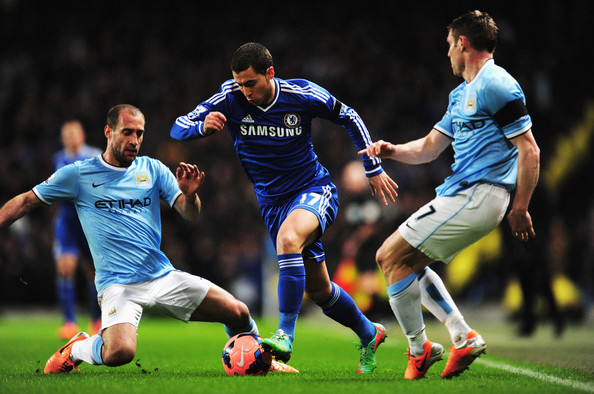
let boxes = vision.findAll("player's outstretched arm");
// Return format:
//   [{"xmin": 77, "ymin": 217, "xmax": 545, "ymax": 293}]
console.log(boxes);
[
  {"xmin": 174, "ymin": 162, "xmax": 205, "ymax": 220},
  {"xmin": 358, "ymin": 140, "xmax": 397, "ymax": 160},
  {"xmin": 359, "ymin": 129, "xmax": 451, "ymax": 165},
  {"xmin": 0, "ymin": 191, "xmax": 44, "ymax": 229}
]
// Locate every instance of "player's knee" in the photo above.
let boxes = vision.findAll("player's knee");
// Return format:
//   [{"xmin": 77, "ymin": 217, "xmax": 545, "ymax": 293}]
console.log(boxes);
[
  {"xmin": 276, "ymin": 232, "xmax": 302, "ymax": 254},
  {"xmin": 103, "ymin": 347, "xmax": 136, "ymax": 367},
  {"xmin": 227, "ymin": 299, "xmax": 251, "ymax": 327},
  {"xmin": 102, "ymin": 340, "xmax": 136, "ymax": 367},
  {"xmin": 56, "ymin": 256, "xmax": 77, "ymax": 277},
  {"xmin": 56, "ymin": 265, "xmax": 77, "ymax": 278},
  {"xmin": 375, "ymin": 246, "xmax": 389, "ymax": 270}
]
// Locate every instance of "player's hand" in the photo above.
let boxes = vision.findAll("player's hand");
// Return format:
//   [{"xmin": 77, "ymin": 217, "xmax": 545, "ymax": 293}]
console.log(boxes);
[
  {"xmin": 176, "ymin": 162, "xmax": 205, "ymax": 196},
  {"xmin": 358, "ymin": 140, "xmax": 396, "ymax": 160},
  {"xmin": 369, "ymin": 172, "xmax": 398, "ymax": 205},
  {"xmin": 203, "ymin": 112, "xmax": 227, "ymax": 135},
  {"xmin": 507, "ymin": 208, "xmax": 535, "ymax": 242}
]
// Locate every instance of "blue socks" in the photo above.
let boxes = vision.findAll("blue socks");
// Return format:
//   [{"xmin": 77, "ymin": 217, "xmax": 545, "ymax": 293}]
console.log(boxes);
[
  {"xmin": 276, "ymin": 254, "xmax": 376, "ymax": 346},
  {"xmin": 319, "ymin": 282, "xmax": 376, "ymax": 346},
  {"xmin": 277, "ymin": 253, "xmax": 306, "ymax": 341},
  {"xmin": 57, "ymin": 276, "xmax": 76, "ymax": 323}
]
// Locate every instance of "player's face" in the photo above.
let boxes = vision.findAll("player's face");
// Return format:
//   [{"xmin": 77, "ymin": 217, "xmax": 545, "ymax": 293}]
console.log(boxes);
[
  {"xmin": 233, "ymin": 66, "xmax": 275, "ymax": 107},
  {"xmin": 105, "ymin": 111, "xmax": 145, "ymax": 166},
  {"xmin": 447, "ymin": 31, "xmax": 464, "ymax": 77}
]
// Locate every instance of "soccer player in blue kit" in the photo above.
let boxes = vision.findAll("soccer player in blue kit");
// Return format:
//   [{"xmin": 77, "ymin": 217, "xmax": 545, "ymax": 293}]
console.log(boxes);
[
  {"xmin": 0, "ymin": 104, "xmax": 269, "ymax": 374},
  {"xmin": 52, "ymin": 120, "xmax": 103, "ymax": 339},
  {"xmin": 359, "ymin": 11, "xmax": 540, "ymax": 379},
  {"xmin": 171, "ymin": 42, "xmax": 399, "ymax": 373}
]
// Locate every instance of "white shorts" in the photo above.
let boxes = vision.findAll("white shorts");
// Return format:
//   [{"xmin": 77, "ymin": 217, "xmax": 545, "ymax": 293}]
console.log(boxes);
[
  {"xmin": 97, "ymin": 270, "xmax": 211, "ymax": 332},
  {"xmin": 398, "ymin": 183, "xmax": 510, "ymax": 263}
]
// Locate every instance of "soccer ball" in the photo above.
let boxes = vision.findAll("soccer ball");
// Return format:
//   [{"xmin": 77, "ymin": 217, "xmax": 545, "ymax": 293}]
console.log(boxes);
[{"xmin": 222, "ymin": 333, "xmax": 272, "ymax": 376}]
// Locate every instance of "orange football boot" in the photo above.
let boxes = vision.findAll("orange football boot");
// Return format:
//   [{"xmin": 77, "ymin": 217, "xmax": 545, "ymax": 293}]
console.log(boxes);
[
  {"xmin": 269, "ymin": 359, "xmax": 299, "ymax": 373},
  {"xmin": 404, "ymin": 339, "xmax": 444, "ymax": 380},
  {"xmin": 441, "ymin": 329, "xmax": 486, "ymax": 379},
  {"xmin": 44, "ymin": 332, "xmax": 89, "ymax": 374}
]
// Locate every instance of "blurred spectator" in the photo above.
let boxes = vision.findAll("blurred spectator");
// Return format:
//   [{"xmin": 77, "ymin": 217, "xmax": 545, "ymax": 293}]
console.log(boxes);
[
  {"xmin": 501, "ymin": 183, "xmax": 565, "ymax": 337},
  {"xmin": 52, "ymin": 120, "xmax": 102, "ymax": 339}
]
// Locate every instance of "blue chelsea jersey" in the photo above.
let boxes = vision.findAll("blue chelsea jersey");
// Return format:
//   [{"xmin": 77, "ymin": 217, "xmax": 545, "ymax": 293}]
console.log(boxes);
[
  {"xmin": 171, "ymin": 77, "xmax": 382, "ymax": 204},
  {"xmin": 433, "ymin": 59, "xmax": 532, "ymax": 196},
  {"xmin": 33, "ymin": 155, "xmax": 182, "ymax": 293}
]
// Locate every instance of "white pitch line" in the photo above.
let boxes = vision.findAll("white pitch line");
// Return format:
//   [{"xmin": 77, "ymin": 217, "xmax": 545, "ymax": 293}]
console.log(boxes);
[{"xmin": 477, "ymin": 358, "xmax": 594, "ymax": 393}]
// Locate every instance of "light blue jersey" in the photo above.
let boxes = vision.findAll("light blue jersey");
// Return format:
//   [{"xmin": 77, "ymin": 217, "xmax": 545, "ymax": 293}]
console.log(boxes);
[
  {"xmin": 434, "ymin": 59, "xmax": 532, "ymax": 196},
  {"xmin": 171, "ymin": 77, "xmax": 383, "ymax": 205},
  {"xmin": 33, "ymin": 155, "xmax": 182, "ymax": 293}
]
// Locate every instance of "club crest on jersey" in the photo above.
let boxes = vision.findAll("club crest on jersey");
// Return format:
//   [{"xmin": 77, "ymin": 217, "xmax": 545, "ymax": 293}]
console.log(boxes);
[
  {"xmin": 464, "ymin": 93, "xmax": 477, "ymax": 115},
  {"xmin": 136, "ymin": 172, "xmax": 151, "ymax": 188},
  {"xmin": 284, "ymin": 113, "xmax": 301, "ymax": 128}
]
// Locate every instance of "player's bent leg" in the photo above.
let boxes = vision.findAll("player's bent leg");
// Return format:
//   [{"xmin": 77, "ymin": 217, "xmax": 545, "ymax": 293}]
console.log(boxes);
[
  {"xmin": 303, "ymin": 258, "xmax": 333, "ymax": 303},
  {"xmin": 100, "ymin": 323, "xmax": 137, "ymax": 367},
  {"xmin": 263, "ymin": 209, "xmax": 319, "ymax": 363},
  {"xmin": 304, "ymin": 259, "xmax": 385, "ymax": 373},
  {"xmin": 189, "ymin": 283, "xmax": 256, "ymax": 336},
  {"xmin": 376, "ymin": 230, "xmax": 432, "ymax": 284},
  {"xmin": 378, "ymin": 230, "xmax": 443, "ymax": 378}
]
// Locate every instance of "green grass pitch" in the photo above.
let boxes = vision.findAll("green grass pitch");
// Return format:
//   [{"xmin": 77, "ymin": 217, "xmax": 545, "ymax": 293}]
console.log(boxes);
[{"xmin": 1, "ymin": 313, "xmax": 592, "ymax": 393}]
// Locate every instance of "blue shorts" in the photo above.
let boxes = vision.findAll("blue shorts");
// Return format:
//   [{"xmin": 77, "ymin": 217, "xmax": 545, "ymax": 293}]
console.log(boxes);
[
  {"xmin": 260, "ymin": 183, "xmax": 339, "ymax": 262},
  {"xmin": 53, "ymin": 211, "xmax": 92, "ymax": 259}
]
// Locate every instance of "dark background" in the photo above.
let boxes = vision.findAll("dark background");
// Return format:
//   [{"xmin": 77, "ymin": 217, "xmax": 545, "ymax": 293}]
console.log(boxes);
[{"xmin": 0, "ymin": 1, "xmax": 591, "ymax": 318}]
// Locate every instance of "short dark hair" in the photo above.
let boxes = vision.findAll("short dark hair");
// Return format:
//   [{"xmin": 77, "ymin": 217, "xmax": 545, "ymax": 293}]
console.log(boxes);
[
  {"xmin": 231, "ymin": 42, "xmax": 273, "ymax": 75},
  {"xmin": 106, "ymin": 104, "xmax": 144, "ymax": 129},
  {"xmin": 448, "ymin": 10, "xmax": 498, "ymax": 53}
]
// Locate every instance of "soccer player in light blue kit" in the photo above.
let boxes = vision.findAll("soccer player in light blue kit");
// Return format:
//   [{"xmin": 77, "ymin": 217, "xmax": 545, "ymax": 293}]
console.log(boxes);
[
  {"xmin": 52, "ymin": 120, "xmax": 103, "ymax": 340},
  {"xmin": 171, "ymin": 42, "xmax": 399, "ymax": 373},
  {"xmin": 359, "ymin": 11, "xmax": 540, "ymax": 379},
  {"xmin": 0, "ymin": 104, "xmax": 266, "ymax": 374}
]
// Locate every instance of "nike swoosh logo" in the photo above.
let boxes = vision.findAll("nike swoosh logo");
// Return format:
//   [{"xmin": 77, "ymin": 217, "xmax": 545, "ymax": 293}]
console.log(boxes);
[
  {"xmin": 236, "ymin": 343, "xmax": 245, "ymax": 367},
  {"xmin": 92, "ymin": 182, "xmax": 106, "ymax": 188},
  {"xmin": 416, "ymin": 350, "xmax": 430, "ymax": 372},
  {"xmin": 405, "ymin": 221, "xmax": 416, "ymax": 231}
]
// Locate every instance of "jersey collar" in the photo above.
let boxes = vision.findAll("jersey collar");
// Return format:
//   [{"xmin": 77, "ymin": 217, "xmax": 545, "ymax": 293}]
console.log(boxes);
[
  {"xmin": 257, "ymin": 78, "xmax": 280, "ymax": 112},
  {"xmin": 467, "ymin": 58, "xmax": 494, "ymax": 87},
  {"xmin": 99, "ymin": 154, "xmax": 136, "ymax": 171}
]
